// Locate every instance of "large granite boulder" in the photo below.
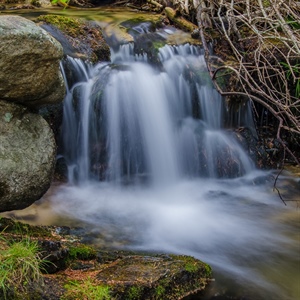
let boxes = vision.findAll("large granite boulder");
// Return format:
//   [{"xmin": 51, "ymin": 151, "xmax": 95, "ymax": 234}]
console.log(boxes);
[
  {"xmin": 0, "ymin": 15, "xmax": 65, "ymax": 108},
  {"xmin": 0, "ymin": 101, "xmax": 56, "ymax": 212}
]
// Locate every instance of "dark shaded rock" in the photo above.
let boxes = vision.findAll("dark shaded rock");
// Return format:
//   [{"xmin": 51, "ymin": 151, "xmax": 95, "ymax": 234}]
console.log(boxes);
[
  {"xmin": 38, "ymin": 102, "xmax": 64, "ymax": 145},
  {"xmin": 39, "ymin": 240, "xmax": 69, "ymax": 273},
  {"xmin": 0, "ymin": 15, "xmax": 65, "ymax": 108},
  {"xmin": 134, "ymin": 31, "xmax": 166, "ymax": 66},
  {"xmin": 233, "ymin": 127, "xmax": 283, "ymax": 169},
  {"xmin": 191, "ymin": 28, "xmax": 200, "ymax": 38},
  {"xmin": 0, "ymin": 101, "xmax": 56, "ymax": 212},
  {"xmin": 54, "ymin": 226, "xmax": 71, "ymax": 235}
]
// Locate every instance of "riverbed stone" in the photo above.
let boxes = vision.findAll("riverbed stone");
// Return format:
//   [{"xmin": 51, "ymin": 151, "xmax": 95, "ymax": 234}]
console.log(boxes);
[
  {"xmin": 0, "ymin": 101, "xmax": 56, "ymax": 212},
  {"xmin": 0, "ymin": 15, "xmax": 65, "ymax": 108},
  {"xmin": 97, "ymin": 254, "xmax": 212, "ymax": 299},
  {"xmin": 0, "ymin": 217, "xmax": 212, "ymax": 299},
  {"xmin": 37, "ymin": 15, "xmax": 111, "ymax": 63}
]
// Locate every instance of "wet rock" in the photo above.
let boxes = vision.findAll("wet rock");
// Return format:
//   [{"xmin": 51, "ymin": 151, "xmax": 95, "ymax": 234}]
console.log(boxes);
[
  {"xmin": 55, "ymin": 226, "xmax": 71, "ymax": 235},
  {"xmin": 0, "ymin": 15, "xmax": 65, "ymax": 108},
  {"xmin": 134, "ymin": 32, "xmax": 166, "ymax": 66},
  {"xmin": 39, "ymin": 240, "xmax": 69, "ymax": 273},
  {"xmin": 0, "ymin": 101, "xmax": 56, "ymax": 212},
  {"xmin": 191, "ymin": 28, "xmax": 200, "ymax": 39},
  {"xmin": 164, "ymin": 7, "xmax": 198, "ymax": 32},
  {"xmin": 37, "ymin": 15, "xmax": 110, "ymax": 63},
  {"xmin": 38, "ymin": 102, "xmax": 64, "ymax": 145},
  {"xmin": 97, "ymin": 254, "xmax": 212, "ymax": 299},
  {"xmin": 0, "ymin": 218, "xmax": 213, "ymax": 300},
  {"xmin": 233, "ymin": 127, "xmax": 283, "ymax": 169}
]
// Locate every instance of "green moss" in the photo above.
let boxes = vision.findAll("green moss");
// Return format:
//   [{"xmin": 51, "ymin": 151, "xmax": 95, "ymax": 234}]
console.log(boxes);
[
  {"xmin": 152, "ymin": 40, "xmax": 165, "ymax": 50},
  {"xmin": 170, "ymin": 254, "xmax": 212, "ymax": 276},
  {"xmin": 286, "ymin": 16, "xmax": 300, "ymax": 30},
  {"xmin": 184, "ymin": 261, "xmax": 199, "ymax": 273},
  {"xmin": 127, "ymin": 285, "xmax": 143, "ymax": 300},
  {"xmin": 155, "ymin": 285, "xmax": 166, "ymax": 297},
  {"xmin": 0, "ymin": 218, "xmax": 51, "ymax": 238},
  {"xmin": 62, "ymin": 279, "xmax": 111, "ymax": 300},
  {"xmin": 204, "ymin": 263, "xmax": 212, "ymax": 277},
  {"xmin": 262, "ymin": 0, "xmax": 270, "ymax": 7},
  {"xmin": 36, "ymin": 15, "xmax": 85, "ymax": 37},
  {"xmin": 68, "ymin": 244, "xmax": 96, "ymax": 260}
]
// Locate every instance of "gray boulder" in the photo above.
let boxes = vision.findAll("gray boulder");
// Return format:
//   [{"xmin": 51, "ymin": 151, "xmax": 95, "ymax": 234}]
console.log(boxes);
[
  {"xmin": 0, "ymin": 101, "xmax": 56, "ymax": 212},
  {"xmin": 0, "ymin": 15, "xmax": 65, "ymax": 108}
]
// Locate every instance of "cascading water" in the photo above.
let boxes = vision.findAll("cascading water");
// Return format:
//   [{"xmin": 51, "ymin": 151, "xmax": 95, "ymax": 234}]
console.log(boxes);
[
  {"xmin": 29, "ymin": 25, "xmax": 298, "ymax": 300},
  {"xmin": 61, "ymin": 42, "xmax": 254, "ymax": 184}
]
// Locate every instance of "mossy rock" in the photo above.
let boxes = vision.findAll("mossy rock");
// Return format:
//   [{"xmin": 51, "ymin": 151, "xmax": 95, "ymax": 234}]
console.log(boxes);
[
  {"xmin": 0, "ymin": 217, "xmax": 51, "ymax": 237},
  {"xmin": 96, "ymin": 254, "xmax": 212, "ymax": 299},
  {"xmin": 36, "ymin": 15, "xmax": 110, "ymax": 63},
  {"xmin": 37, "ymin": 15, "xmax": 85, "ymax": 37},
  {"xmin": 164, "ymin": 7, "xmax": 198, "ymax": 33},
  {"xmin": 134, "ymin": 32, "xmax": 166, "ymax": 66},
  {"xmin": 68, "ymin": 243, "xmax": 97, "ymax": 260},
  {"xmin": 0, "ymin": 218, "xmax": 212, "ymax": 299}
]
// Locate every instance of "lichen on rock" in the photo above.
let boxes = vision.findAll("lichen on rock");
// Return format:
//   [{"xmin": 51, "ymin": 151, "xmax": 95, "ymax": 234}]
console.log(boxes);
[
  {"xmin": 0, "ymin": 15, "xmax": 65, "ymax": 108},
  {"xmin": 0, "ymin": 101, "xmax": 56, "ymax": 212}
]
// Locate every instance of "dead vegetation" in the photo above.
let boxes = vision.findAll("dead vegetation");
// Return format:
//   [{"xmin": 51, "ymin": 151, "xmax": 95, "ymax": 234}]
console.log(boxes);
[{"xmin": 116, "ymin": 0, "xmax": 300, "ymax": 164}]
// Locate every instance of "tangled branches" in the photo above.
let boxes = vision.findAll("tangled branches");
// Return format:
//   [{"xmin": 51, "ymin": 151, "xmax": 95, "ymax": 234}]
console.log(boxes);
[
  {"xmin": 195, "ymin": 0, "xmax": 300, "ymax": 164},
  {"xmin": 115, "ymin": 0, "xmax": 300, "ymax": 164}
]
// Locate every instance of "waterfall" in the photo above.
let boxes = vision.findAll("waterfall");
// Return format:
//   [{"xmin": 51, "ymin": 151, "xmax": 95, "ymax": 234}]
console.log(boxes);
[
  {"xmin": 30, "ymin": 28, "xmax": 298, "ymax": 300},
  {"xmin": 60, "ymin": 42, "xmax": 255, "ymax": 185}
]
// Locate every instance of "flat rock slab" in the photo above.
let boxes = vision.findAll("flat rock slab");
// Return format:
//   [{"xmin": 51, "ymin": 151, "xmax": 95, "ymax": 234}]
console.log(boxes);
[
  {"xmin": 0, "ymin": 218, "xmax": 212, "ymax": 300},
  {"xmin": 95, "ymin": 254, "xmax": 212, "ymax": 299}
]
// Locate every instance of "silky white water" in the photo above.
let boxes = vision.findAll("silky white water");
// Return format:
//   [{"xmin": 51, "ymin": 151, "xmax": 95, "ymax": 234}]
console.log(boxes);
[
  {"xmin": 25, "ymin": 170, "xmax": 298, "ymax": 300},
  {"xmin": 53, "ymin": 41, "xmax": 300, "ymax": 299},
  {"xmin": 5, "ymin": 34, "xmax": 298, "ymax": 299},
  {"xmin": 61, "ymin": 43, "xmax": 255, "ymax": 183}
]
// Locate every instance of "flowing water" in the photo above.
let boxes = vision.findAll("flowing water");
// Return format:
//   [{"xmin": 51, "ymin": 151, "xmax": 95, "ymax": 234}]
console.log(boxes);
[
  {"xmin": 2, "ymin": 14, "xmax": 299, "ymax": 300},
  {"xmin": 61, "ymin": 42, "xmax": 255, "ymax": 184}
]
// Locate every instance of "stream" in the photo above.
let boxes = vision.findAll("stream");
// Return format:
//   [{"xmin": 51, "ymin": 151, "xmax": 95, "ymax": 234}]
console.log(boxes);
[{"xmin": 1, "ymin": 7, "xmax": 299, "ymax": 300}]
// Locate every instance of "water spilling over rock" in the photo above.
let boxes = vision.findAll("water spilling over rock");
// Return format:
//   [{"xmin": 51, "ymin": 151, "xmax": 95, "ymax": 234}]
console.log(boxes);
[{"xmin": 60, "ymin": 42, "xmax": 255, "ymax": 184}]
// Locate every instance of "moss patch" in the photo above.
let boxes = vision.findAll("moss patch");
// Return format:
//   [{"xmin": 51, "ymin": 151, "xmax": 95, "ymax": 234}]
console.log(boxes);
[
  {"xmin": 164, "ymin": 7, "xmax": 197, "ymax": 32},
  {"xmin": 68, "ymin": 244, "xmax": 97, "ymax": 260},
  {"xmin": 0, "ymin": 217, "xmax": 51, "ymax": 238},
  {"xmin": 0, "ymin": 218, "xmax": 212, "ymax": 299},
  {"xmin": 96, "ymin": 254, "xmax": 212, "ymax": 299},
  {"xmin": 62, "ymin": 278, "xmax": 111, "ymax": 300},
  {"xmin": 37, "ymin": 15, "xmax": 85, "ymax": 37},
  {"xmin": 36, "ymin": 15, "xmax": 110, "ymax": 63}
]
